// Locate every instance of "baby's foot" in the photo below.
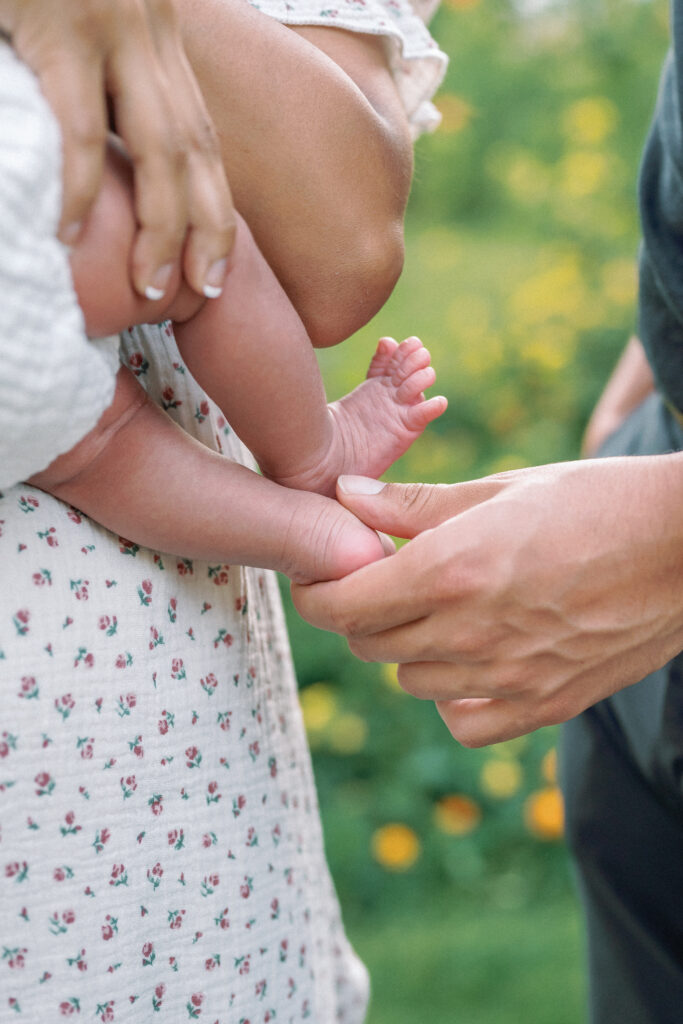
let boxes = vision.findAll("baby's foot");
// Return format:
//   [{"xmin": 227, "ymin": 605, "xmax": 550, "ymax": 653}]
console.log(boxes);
[{"xmin": 278, "ymin": 336, "xmax": 447, "ymax": 497}]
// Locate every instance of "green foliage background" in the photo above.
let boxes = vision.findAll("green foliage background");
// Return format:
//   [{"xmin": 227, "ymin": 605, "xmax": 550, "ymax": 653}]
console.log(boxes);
[{"xmin": 283, "ymin": 1, "xmax": 670, "ymax": 1019}]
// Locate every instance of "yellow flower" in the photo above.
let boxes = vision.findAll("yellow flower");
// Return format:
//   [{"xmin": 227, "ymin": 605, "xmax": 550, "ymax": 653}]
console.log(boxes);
[
  {"xmin": 447, "ymin": 293, "xmax": 491, "ymax": 343},
  {"xmin": 380, "ymin": 662, "xmax": 405, "ymax": 693},
  {"xmin": 494, "ymin": 148, "xmax": 551, "ymax": 205},
  {"xmin": 518, "ymin": 326, "xmax": 577, "ymax": 372},
  {"xmin": 524, "ymin": 786, "xmax": 564, "ymax": 841},
  {"xmin": 480, "ymin": 758, "xmax": 522, "ymax": 799},
  {"xmin": 371, "ymin": 824, "xmax": 421, "ymax": 871},
  {"xmin": 559, "ymin": 150, "xmax": 609, "ymax": 198},
  {"xmin": 509, "ymin": 252, "xmax": 586, "ymax": 326},
  {"xmin": 563, "ymin": 97, "xmax": 618, "ymax": 146},
  {"xmin": 602, "ymin": 258, "xmax": 637, "ymax": 308},
  {"xmin": 436, "ymin": 93, "xmax": 474, "ymax": 135},
  {"xmin": 433, "ymin": 794, "xmax": 482, "ymax": 836},
  {"xmin": 491, "ymin": 736, "xmax": 528, "ymax": 758},
  {"xmin": 328, "ymin": 713, "xmax": 368, "ymax": 755},
  {"xmin": 299, "ymin": 683, "xmax": 337, "ymax": 733},
  {"xmin": 541, "ymin": 748, "xmax": 558, "ymax": 785}
]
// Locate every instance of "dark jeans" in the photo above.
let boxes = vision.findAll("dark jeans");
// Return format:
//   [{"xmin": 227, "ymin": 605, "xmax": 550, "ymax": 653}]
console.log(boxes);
[{"xmin": 560, "ymin": 394, "xmax": 683, "ymax": 1024}]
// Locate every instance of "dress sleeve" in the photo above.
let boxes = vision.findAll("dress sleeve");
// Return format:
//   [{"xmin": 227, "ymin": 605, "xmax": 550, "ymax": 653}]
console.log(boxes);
[
  {"xmin": 0, "ymin": 42, "xmax": 120, "ymax": 491},
  {"xmin": 247, "ymin": 0, "xmax": 448, "ymax": 138}
]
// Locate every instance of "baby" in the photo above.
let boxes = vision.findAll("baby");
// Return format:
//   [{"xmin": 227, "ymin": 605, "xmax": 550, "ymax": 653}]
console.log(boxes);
[{"xmin": 35, "ymin": 142, "xmax": 447, "ymax": 583}]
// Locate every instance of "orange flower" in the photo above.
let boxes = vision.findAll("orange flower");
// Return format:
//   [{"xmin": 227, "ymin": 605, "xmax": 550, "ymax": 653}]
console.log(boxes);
[
  {"xmin": 433, "ymin": 794, "xmax": 482, "ymax": 836},
  {"xmin": 524, "ymin": 786, "xmax": 564, "ymax": 840},
  {"xmin": 371, "ymin": 824, "xmax": 421, "ymax": 872}
]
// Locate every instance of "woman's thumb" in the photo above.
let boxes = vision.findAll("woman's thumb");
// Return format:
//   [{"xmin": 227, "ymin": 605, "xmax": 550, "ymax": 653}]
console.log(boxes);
[{"xmin": 336, "ymin": 475, "xmax": 461, "ymax": 539}]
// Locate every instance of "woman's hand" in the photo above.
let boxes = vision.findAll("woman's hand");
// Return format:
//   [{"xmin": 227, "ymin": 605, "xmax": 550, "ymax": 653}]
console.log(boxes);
[
  {"xmin": 0, "ymin": 0, "xmax": 234, "ymax": 300},
  {"xmin": 292, "ymin": 458, "xmax": 683, "ymax": 746}
]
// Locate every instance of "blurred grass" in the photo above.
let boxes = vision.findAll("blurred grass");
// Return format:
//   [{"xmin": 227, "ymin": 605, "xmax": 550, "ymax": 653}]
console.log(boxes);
[
  {"xmin": 281, "ymin": 0, "xmax": 670, "ymax": 1018},
  {"xmin": 350, "ymin": 895, "xmax": 584, "ymax": 1024}
]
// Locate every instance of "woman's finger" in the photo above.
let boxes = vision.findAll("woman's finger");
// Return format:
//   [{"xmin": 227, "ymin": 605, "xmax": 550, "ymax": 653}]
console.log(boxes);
[
  {"xmin": 38, "ymin": 47, "xmax": 108, "ymax": 243},
  {"xmin": 1, "ymin": 3, "xmax": 109, "ymax": 244},
  {"xmin": 148, "ymin": 13, "xmax": 235, "ymax": 296},
  {"xmin": 106, "ymin": 7, "xmax": 189, "ymax": 299}
]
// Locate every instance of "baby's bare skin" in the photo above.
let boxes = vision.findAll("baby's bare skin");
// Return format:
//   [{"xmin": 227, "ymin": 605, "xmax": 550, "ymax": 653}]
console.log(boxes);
[
  {"xmin": 271, "ymin": 336, "xmax": 446, "ymax": 496},
  {"xmin": 54, "ymin": 145, "xmax": 446, "ymax": 583}
]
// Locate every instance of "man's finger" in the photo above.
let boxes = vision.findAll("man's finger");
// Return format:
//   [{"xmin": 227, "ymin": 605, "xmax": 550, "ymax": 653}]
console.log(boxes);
[
  {"xmin": 394, "ymin": 660, "xmax": 513, "ymax": 701},
  {"xmin": 335, "ymin": 475, "xmax": 509, "ymax": 540},
  {"xmin": 436, "ymin": 697, "xmax": 540, "ymax": 748},
  {"xmin": 291, "ymin": 527, "xmax": 443, "ymax": 637}
]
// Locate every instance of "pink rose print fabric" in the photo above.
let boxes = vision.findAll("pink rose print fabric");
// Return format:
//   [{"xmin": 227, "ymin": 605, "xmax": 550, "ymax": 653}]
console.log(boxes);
[{"xmin": 0, "ymin": 324, "xmax": 368, "ymax": 1023}]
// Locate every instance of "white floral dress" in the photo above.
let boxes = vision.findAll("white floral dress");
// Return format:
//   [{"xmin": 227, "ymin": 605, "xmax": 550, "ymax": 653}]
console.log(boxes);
[
  {"xmin": 0, "ymin": 326, "xmax": 369, "ymax": 1024},
  {"xmin": 0, "ymin": 3, "xmax": 446, "ymax": 1022}
]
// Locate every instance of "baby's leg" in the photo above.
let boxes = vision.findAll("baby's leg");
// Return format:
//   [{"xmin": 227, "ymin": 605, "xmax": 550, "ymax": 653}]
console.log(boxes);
[
  {"xmin": 173, "ymin": 235, "xmax": 445, "ymax": 498},
  {"xmin": 274, "ymin": 336, "xmax": 448, "ymax": 495},
  {"xmin": 29, "ymin": 366, "xmax": 387, "ymax": 584}
]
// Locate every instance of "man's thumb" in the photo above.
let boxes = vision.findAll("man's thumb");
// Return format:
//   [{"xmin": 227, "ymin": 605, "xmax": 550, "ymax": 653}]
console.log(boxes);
[{"xmin": 335, "ymin": 475, "xmax": 461, "ymax": 539}]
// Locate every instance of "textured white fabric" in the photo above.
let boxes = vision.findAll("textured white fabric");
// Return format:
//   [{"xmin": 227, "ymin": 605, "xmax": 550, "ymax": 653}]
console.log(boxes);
[
  {"xmin": 251, "ymin": 0, "xmax": 448, "ymax": 136},
  {"xmin": 0, "ymin": 43, "xmax": 120, "ymax": 490},
  {"xmin": 0, "ymin": 324, "xmax": 370, "ymax": 1023}
]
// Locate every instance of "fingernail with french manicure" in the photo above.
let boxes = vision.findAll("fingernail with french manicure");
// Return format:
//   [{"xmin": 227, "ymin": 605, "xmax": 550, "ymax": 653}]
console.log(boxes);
[
  {"xmin": 337, "ymin": 476, "xmax": 386, "ymax": 495},
  {"xmin": 145, "ymin": 263, "xmax": 174, "ymax": 301},
  {"xmin": 203, "ymin": 258, "xmax": 228, "ymax": 299}
]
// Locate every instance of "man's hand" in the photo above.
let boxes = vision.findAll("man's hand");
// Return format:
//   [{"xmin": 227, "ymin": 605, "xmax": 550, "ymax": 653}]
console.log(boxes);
[
  {"xmin": 292, "ymin": 458, "xmax": 683, "ymax": 746},
  {"xmin": 0, "ymin": 0, "xmax": 234, "ymax": 299}
]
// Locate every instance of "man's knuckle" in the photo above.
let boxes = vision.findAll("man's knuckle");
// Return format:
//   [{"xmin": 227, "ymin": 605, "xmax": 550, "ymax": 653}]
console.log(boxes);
[
  {"xmin": 537, "ymin": 691, "xmax": 572, "ymax": 729},
  {"xmin": 399, "ymin": 482, "xmax": 431, "ymax": 516},
  {"xmin": 436, "ymin": 557, "xmax": 482, "ymax": 604}
]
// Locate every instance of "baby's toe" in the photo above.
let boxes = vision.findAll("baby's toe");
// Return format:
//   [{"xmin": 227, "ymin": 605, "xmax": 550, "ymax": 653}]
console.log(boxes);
[
  {"xmin": 403, "ymin": 394, "xmax": 448, "ymax": 430},
  {"xmin": 397, "ymin": 365, "xmax": 436, "ymax": 403},
  {"xmin": 366, "ymin": 336, "xmax": 400, "ymax": 379}
]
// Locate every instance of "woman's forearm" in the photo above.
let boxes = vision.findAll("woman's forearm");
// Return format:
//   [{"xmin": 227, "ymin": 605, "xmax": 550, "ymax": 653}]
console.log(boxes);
[{"xmin": 179, "ymin": 1, "xmax": 414, "ymax": 347}]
